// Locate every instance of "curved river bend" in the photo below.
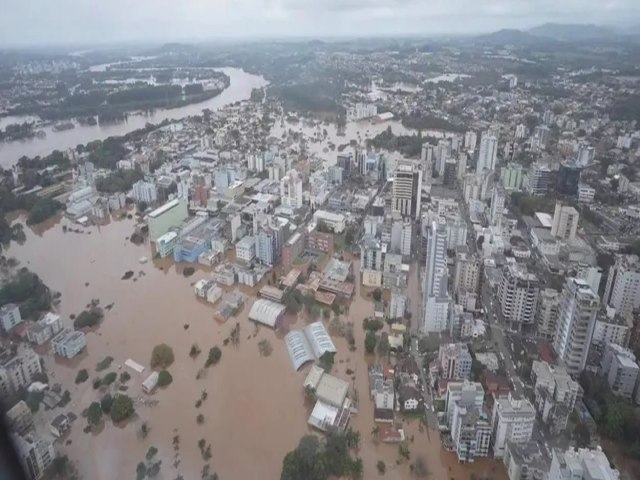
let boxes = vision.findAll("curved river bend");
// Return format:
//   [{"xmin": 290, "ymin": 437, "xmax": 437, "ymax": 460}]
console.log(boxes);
[{"xmin": 0, "ymin": 67, "xmax": 267, "ymax": 168}]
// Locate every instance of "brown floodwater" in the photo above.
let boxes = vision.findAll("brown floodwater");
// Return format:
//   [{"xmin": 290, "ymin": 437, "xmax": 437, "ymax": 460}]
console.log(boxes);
[{"xmin": 6, "ymin": 215, "xmax": 507, "ymax": 480}]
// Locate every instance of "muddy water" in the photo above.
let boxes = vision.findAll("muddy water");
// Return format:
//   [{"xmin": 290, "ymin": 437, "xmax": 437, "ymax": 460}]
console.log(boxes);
[{"xmin": 7, "ymin": 216, "xmax": 506, "ymax": 480}]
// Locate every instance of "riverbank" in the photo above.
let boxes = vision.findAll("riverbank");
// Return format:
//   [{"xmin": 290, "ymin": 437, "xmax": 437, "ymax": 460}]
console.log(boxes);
[{"xmin": 0, "ymin": 68, "xmax": 267, "ymax": 168}]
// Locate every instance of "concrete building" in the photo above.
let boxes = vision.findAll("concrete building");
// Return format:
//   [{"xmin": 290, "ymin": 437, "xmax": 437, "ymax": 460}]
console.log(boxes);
[
  {"xmin": 0, "ymin": 348, "xmax": 42, "ymax": 397},
  {"xmin": 554, "ymin": 278, "xmax": 600, "ymax": 375},
  {"xmin": 445, "ymin": 381, "xmax": 484, "ymax": 427},
  {"xmin": 603, "ymin": 254, "xmax": 640, "ymax": 320},
  {"xmin": 313, "ymin": 210, "xmax": 346, "ymax": 233},
  {"xmin": 576, "ymin": 264, "xmax": 603, "ymax": 298},
  {"xmin": 148, "ymin": 198, "xmax": 189, "ymax": 241},
  {"xmin": 131, "ymin": 180, "xmax": 157, "ymax": 204},
  {"xmin": 423, "ymin": 219, "xmax": 450, "ymax": 333},
  {"xmin": 591, "ymin": 308, "xmax": 631, "ymax": 354},
  {"xmin": 531, "ymin": 361, "xmax": 581, "ymax": 434},
  {"xmin": 501, "ymin": 163, "xmax": 524, "ymax": 191},
  {"xmin": 12, "ymin": 433, "xmax": 55, "ymax": 480},
  {"xmin": 282, "ymin": 232, "xmax": 304, "ymax": 270},
  {"xmin": 477, "ymin": 133, "xmax": 498, "ymax": 173},
  {"xmin": 454, "ymin": 247, "xmax": 481, "ymax": 296},
  {"xmin": 392, "ymin": 160, "xmax": 422, "ymax": 220},
  {"xmin": 527, "ymin": 164, "xmax": 554, "ymax": 196},
  {"xmin": 389, "ymin": 291, "xmax": 407, "ymax": 320},
  {"xmin": 235, "ymin": 235, "xmax": 256, "ymax": 263},
  {"xmin": 451, "ymin": 403, "xmax": 492, "ymax": 463},
  {"xmin": 446, "ymin": 216, "xmax": 468, "ymax": 250},
  {"xmin": 578, "ymin": 184, "xmax": 596, "ymax": 203},
  {"xmin": 551, "ymin": 202, "xmax": 579, "ymax": 243},
  {"xmin": 0, "ymin": 303, "xmax": 22, "ymax": 332},
  {"xmin": 503, "ymin": 441, "xmax": 549, "ymax": 480},
  {"xmin": 599, "ymin": 343, "xmax": 639, "ymax": 401},
  {"xmin": 537, "ymin": 288, "xmax": 560, "ymax": 340},
  {"xmin": 548, "ymin": 447, "xmax": 619, "ymax": 480},
  {"xmin": 51, "ymin": 328, "xmax": 86, "ymax": 359},
  {"xmin": 280, "ymin": 170, "xmax": 304, "ymax": 209},
  {"xmin": 438, "ymin": 343, "xmax": 472, "ymax": 380},
  {"xmin": 464, "ymin": 131, "xmax": 477, "ymax": 151},
  {"xmin": 498, "ymin": 263, "xmax": 540, "ymax": 330},
  {"xmin": 491, "ymin": 395, "xmax": 536, "ymax": 458},
  {"xmin": 255, "ymin": 227, "xmax": 278, "ymax": 266},
  {"xmin": 490, "ymin": 185, "xmax": 506, "ymax": 226}
]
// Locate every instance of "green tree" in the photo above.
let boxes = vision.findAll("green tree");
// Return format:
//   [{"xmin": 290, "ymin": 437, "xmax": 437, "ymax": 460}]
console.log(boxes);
[
  {"xmin": 190, "ymin": 343, "xmax": 201, "ymax": 358},
  {"xmin": 136, "ymin": 462, "xmax": 146, "ymax": 480},
  {"xmin": 146, "ymin": 446, "xmax": 158, "ymax": 461},
  {"xmin": 205, "ymin": 346, "xmax": 222, "ymax": 367},
  {"xmin": 365, "ymin": 331, "xmax": 377, "ymax": 354},
  {"xmin": 158, "ymin": 370, "xmax": 173, "ymax": 387},
  {"xmin": 110, "ymin": 395, "xmax": 135, "ymax": 423},
  {"xmin": 119, "ymin": 371, "xmax": 131, "ymax": 383},
  {"xmin": 101, "ymin": 372, "xmax": 117, "ymax": 386},
  {"xmin": 372, "ymin": 288, "xmax": 382, "ymax": 302},
  {"xmin": 75, "ymin": 369, "xmax": 89, "ymax": 384},
  {"xmin": 377, "ymin": 333, "xmax": 390, "ymax": 358},
  {"xmin": 87, "ymin": 402, "xmax": 103, "ymax": 427},
  {"xmin": 100, "ymin": 394, "xmax": 113, "ymax": 414},
  {"xmin": 151, "ymin": 344, "xmax": 175, "ymax": 369},
  {"xmin": 376, "ymin": 460, "xmax": 386, "ymax": 474}
]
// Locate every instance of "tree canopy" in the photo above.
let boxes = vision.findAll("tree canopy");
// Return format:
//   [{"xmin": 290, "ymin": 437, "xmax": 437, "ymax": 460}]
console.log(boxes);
[{"xmin": 150, "ymin": 344, "xmax": 175, "ymax": 369}]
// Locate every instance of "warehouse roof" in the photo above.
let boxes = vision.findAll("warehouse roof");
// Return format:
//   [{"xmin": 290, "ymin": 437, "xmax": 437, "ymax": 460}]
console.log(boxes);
[
  {"xmin": 285, "ymin": 331, "xmax": 315, "ymax": 370},
  {"xmin": 248, "ymin": 299, "xmax": 286, "ymax": 328}
]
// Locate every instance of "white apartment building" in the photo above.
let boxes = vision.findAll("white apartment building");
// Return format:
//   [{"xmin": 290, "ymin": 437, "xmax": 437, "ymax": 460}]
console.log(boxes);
[
  {"xmin": 464, "ymin": 131, "xmax": 477, "ymax": 151},
  {"xmin": 498, "ymin": 262, "xmax": 540, "ymax": 330},
  {"xmin": 446, "ymin": 216, "xmax": 468, "ymax": 250},
  {"xmin": 490, "ymin": 185, "xmax": 506, "ymax": 226},
  {"xmin": 451, "ymin": 403, "xmax": 492, "ymax": 463},
  {"xmin": 477, "ymin": 133, "xmax": 498, "ymax": 173},
  {"xmin": 599, "ymin": 343, "xmax": 639, "ymax": 401},
  {"xmin": 554, "ymin": 278, "xmax": 600, "ymax": 375},
  {"xmin": 445, "ymin": 381, "xmax": 484, "ymax": 427},
  {"xmin": 454, "ymin": 248, "xmax": 481, "ymax": 296},
  {"xmin": 0, "ymin": 303, "xmax": 22, "ymax": 332},
  {"xmin": 603, "ymin": 254, "xmax": 640, "ymax": 320},
  {"xmin": 280, "ymin": 170, "xmax": 304, "ymax": 209},
  {"xmin": 548, "ymin": 447, "xmax": 619, "ymax": 480},
  {"xmin": 423, "ymin": 219, "xmax": 450, "ymax": 333},
  {"xmin": 132, "ymin": 180, "xmax": 158, "ymax": 205},
  {"xmin": 235, "ymin": 235, "xmax": 256, "ymax": 263},
  {"xmin": 491, "ymin": 395, "xmax": 535, "ymax": 458},
  {"xmin": 592, "ymin": 308, "xmax": 631, "ymax": 352},
  {"xmin": 0, "ymin": 348, "xmax": 42, "ymax": 397},
  {"xmin": 551, "ymin": 202, "xmax": 579, "ymax": 243},
  {"xmin": 537, "ymin": 288, "xmax": 560, "ymax": 340},
  {"xmin": 577, "ymin": 184, "xmax": 595, "ymax": 203}
]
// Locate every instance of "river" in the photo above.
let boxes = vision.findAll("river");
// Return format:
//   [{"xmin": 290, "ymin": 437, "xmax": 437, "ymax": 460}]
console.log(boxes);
[{"xmin": 0, "ymin": 67, "xmax": 267, "ymax": 168}]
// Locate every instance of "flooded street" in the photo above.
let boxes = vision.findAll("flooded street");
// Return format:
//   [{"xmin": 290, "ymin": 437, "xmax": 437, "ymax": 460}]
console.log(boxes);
[{"xmin": 7, "ymin": 214, "xmax": 506, "ymax": 480}]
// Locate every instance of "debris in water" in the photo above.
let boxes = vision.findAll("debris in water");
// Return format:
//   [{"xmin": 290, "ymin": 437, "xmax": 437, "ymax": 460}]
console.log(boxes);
[{"xmin": 183, "ymin": 324, "xmax": 190, "ymax": 330}]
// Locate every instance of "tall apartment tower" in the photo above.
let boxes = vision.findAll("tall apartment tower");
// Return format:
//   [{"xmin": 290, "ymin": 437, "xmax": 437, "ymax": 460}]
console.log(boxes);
[
  {"xmin": 477, "ymin": 133, "xmax": 498, "ymax": 173},
  {"xmin": 603, "ymin": 254, "xmax": 640, "ymax": 320},
  {"xmin": 497, "ymin": 262, "xmax": 540, "ymax": 331},
  {"xmin": 553, "ymin": 278, "xmax": 599, "ymax": 375},
  {"xmin": 423, "ymin": 219, "xmax": 450, "ymax": 333},
  {"xmin": 551, "ymin": 202, "xmax": 579, "ymax": 243},
  {"xmin": 392, "ymin": 160, "xmax": 422, "ymax": 220}
]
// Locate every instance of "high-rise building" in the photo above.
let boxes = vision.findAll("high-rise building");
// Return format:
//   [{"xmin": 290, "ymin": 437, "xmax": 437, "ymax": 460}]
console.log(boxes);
[
  {"xmin": 132, "ymin": 180, "xmax": 158, "ymax": 204},
  {"xmin": 548, "ymin": 447, "xmax": 619, "ymax": 480},
  {"xmin": 591, "ymin": 307, "xmax": 631, "ymax": 355},
  {"xmin": 457, "ymin": 152, "xmax": 468, "ymax": 180},
  {"xmin": 551, "ymin": 202, "xmax": 579, "ymax": 243},
  {"xmin": 438, "ymin": 343, "xmax": 473, "ymax": 380},
  {"xmin": 514, "ymin": 124, "xmax": 527, "ymax": 139},
  {"xmin": 553, "ymin": 278, "xmax": 599, "ymax": 375},
  {"xmin": 445, "ymin": 381, "xmax": 484, "ymax": 427},
  {"xmin": 537, "ymin": 288, "xmax": 560, "ymax": 340},
  {"xmin": 454, "ymin": 247, "xmax": 481, "ymax": 297},
  {"xmin": 599, "ymin": 343, "xmax": 639, "ymax": 401},
  {"xmin": 444, "ymin": 159, "xmax": 457, "ymax": 186},
  {"xmin": 435, "ymin": 139, "xmax": 452, "ymax": 176},
  {"xmin": 490, "ymin": 185, "xmax": 506, "ymax": 226},
  {"xmin": 392, "ymin": 160, "xmax": 422, "ymax": 220},
  {"xmin": 498, "ymin": 263, "xmax": 540, "ymax": 331},
  {"xmin": 491, "ymin": 395, "xmax": 535, "ymax": 458},
  {"xmin": 280, "ymin": 170, "xmax": 304, "ymax": 209},
  {"xmin": 603, "ymin": 254, "xmax": 640, "ymax": 320},
  {"xmin": 531, "ymin": 361, "xmax": 581, "ymax": 434},
  {"xmin": 464, "ymin": 131, "xmax": 478, "ymax": 152},
  {"xmin": 477, "ymin": 133, "xmax": 498, "ymax": 173},
  {"xmin": 423, "ymin": 219, "xmax": 450, "ymax": 333},
  {"xmin": 556, "ymin": 161, "xmax": 582, "ymax": 196},
  {"xmin": 11, "ymin": 433, "xmax": 55, "ymax": 480},
  {"xmin": 0, "ymin": 348, "xmax": 42, "ymax": 398},
  {"xmin": 446, "ymin": 216, "xmax": 468, "ymax": 250},
  {"xmin": 576, "ymin": 264, "xmax": 603, "ymax": 298},
  {"xmin": 451, "ymin": 403, "xmax": 492, "ymax": 463},
  {"xmin": 575, "ymin": 143, "xmax": 594, "ymax": 167},
  {"xmin": 501, "ymin": 163, "xmax": 524, "ymax": 191},
  {"xmin": 527, "ymin": 164, "xmax": 555, "ymax": 196}
]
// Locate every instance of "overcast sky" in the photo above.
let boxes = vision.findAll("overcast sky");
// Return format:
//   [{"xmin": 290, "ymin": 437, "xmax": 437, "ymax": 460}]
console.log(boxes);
[{"xmin": 1, "ymin": 0, "xmax": 639, "ymax": 46}]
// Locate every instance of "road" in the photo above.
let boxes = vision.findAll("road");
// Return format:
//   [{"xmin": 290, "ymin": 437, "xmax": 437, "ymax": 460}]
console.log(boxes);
[{"xmin": 409, "ymin": 337, "xmax": 439, "ymax": 432}]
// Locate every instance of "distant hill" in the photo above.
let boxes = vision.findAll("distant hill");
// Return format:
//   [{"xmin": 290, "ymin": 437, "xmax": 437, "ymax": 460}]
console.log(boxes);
[
  {"xmin": 474, "ymin": 28, "xmax": 544, "ymax": 45},
  {"xmin": 528, "ymin": 23, "xmax": 614, "ymax": 40}
]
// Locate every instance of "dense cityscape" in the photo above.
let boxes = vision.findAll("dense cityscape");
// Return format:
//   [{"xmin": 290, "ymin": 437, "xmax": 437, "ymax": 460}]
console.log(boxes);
[{"xmin": 1, "ymin": 19, "xmax": 640, "ymax": 480}]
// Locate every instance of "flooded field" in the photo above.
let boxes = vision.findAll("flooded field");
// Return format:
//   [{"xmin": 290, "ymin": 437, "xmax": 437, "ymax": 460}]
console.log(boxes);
[{"xmin": 6, "ymin": 214, "xmax": 506, "ymax": 480}]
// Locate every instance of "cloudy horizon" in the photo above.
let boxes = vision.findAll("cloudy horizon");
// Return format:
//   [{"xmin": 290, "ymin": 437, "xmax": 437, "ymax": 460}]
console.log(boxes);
[{"xmin": 1, "ymin": 0, "xmax": 639, "ymax": 47}]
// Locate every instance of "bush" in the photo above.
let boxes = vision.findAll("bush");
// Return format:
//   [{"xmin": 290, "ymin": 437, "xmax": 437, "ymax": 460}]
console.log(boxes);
[
  {"xmin": 92, "ymin": 378, "xmax": 101, "ymax": 390},
  {"xmin": 150, "ymin": 344, "xmax": 174, "ymax": 369},
  {"xmin": 110, "ymin": 395, "xmax": 135, "ymax": 423},
  {"xmin": 119, "ymin": 371, "xmax": 131, "ymax": 383},
  {"xmin": 101, "ymin": 372, "xmax": 117, "ymax": 386},
  {"xmin": 205, "ymin": 346, "xmax": 222, "ymax": 367},
  {"xmin": 365, "ymin": 331, "xmax": 377, "ymax": 354},
  {"xmin": 75, "ymin": 369, "xmax": 89, "ymax": 384},
  {"xmin": 96, "ymin": 356, "xmax": 114, "ymax": 371},
  {"xmin": 189, "ymin": 343, "xmax": 201, "ymax": 358},
  {"xmin": 87, "ymin": 402, "xmax": 102, "ymax": 426},
  {"xmin": 363, "ymin": 318, "xmax": 384, "ymax": 332},
  {"xmin": 74, "ymin": 307, "xmax": 103, "ymax": 329},
  {"xmin": 145, "ymin": 446, "xmax": 158, "ymax": 461},
  {"xmin": 377, "ymin": 460, "xmax": 386, "ymax": 474},
  {"xmin": 196, "ymin": 414, "xmax": 204, "ymax": 424},
  {"xmin": 157, "ymin": 370, "xmax": 173, "ymax": 387},
  {"xmin": 100, "ymin": 394, "xmax": 113, "ymax": 414}
]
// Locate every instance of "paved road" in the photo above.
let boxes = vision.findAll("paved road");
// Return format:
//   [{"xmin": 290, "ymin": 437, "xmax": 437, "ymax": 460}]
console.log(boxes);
[{"xmin": 409, "ymin": 338, "xmax": 439, "ymax": 431}]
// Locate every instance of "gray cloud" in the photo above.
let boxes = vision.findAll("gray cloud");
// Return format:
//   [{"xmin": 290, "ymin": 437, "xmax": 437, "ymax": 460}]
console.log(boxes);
[{"xmin": 0, "ymin": 0, "xmax": 638, "ymax": 46}]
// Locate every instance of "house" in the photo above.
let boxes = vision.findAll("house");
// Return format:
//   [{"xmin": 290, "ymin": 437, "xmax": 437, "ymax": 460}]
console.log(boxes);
[
  {"xmin": 51, "ymin": 329, "xmax": 86, "ymax": 359},
  {"xmin": 50, "ymin": 414, "xmax": 70, "ymax": 438},
  {"xmin": 396, "ymin": 357, "xmax": 421, "ymax": 385},
  {"xmin": 399, "ymin": 385, "xmax": 423, "ymax": 412}
]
